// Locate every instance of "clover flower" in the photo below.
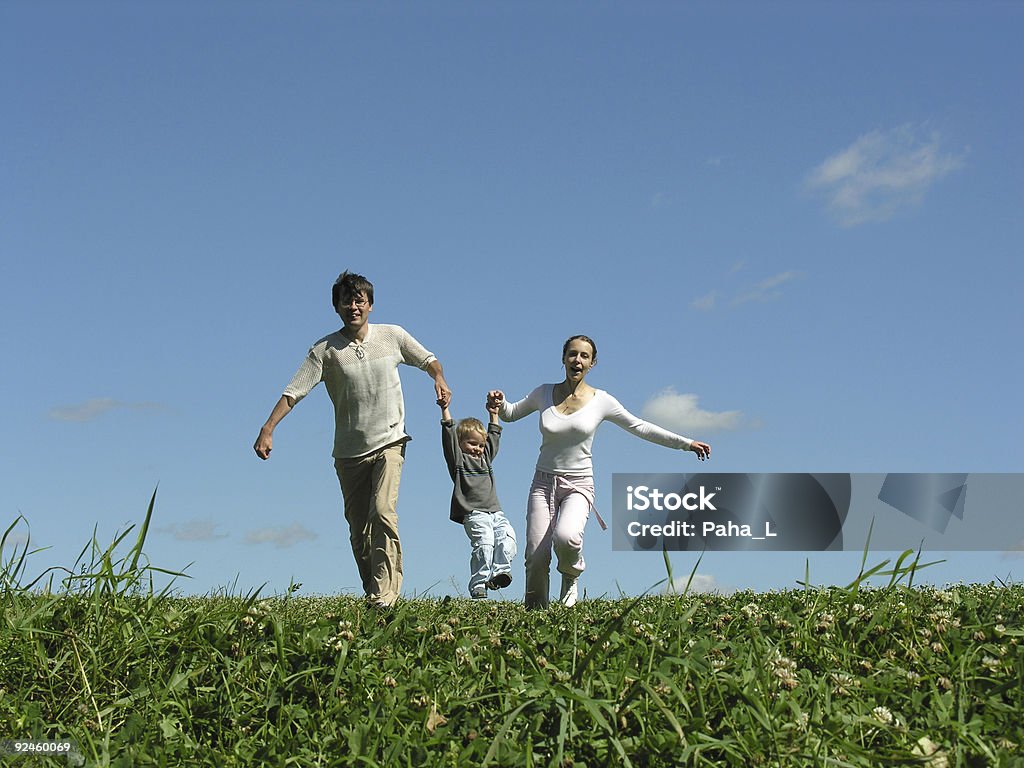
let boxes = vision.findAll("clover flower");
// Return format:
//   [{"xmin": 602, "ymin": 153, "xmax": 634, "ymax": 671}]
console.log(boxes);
[{"xmin": 871, "ymin": 706, "xmax": 894, "ymax": 725}]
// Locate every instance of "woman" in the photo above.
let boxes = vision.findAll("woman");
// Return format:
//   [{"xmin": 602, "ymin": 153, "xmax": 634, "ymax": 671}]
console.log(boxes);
[{"xmin": 488, "ymin": 335, "xmax": 711, "ymax": 609}]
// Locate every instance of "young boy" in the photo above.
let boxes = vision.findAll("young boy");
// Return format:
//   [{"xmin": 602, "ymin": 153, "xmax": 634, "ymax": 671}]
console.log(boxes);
[{"xmin": 440, "ymin": 399, "xmax": 517, "ymax": 599}]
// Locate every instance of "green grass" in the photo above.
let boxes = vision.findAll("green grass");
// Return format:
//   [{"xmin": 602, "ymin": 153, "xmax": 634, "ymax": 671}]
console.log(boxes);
[{"xmin": 2, "ymin": 497, "xmax": 1023, "ymax": 767}]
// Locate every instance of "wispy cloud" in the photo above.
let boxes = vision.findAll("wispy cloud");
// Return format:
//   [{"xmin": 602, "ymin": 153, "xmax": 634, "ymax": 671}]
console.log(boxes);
[
  {"xmin": 667, "ymin": 573, "xmax": 734, "ymax": 595},
  {"xmin": 690, "ymin": 291, "xmax": 719, "ymax": 311},
  {"xmin": 245, "ymin": 522, "xmax": 317, "ymax": 549},
  {"xmin": 157, "ymin": 520, "xmax": 229, "ymax": 543},
  {"xmin": 1000, "ymin": 542, "xmax": 1024, "ymax": 560},
  {"xmin": 731, "ymin": 270, "xmax": 803, "ymax": 306},
  {"xmin": 650, "ymin": 192, "xmax": 672, "ymax": 209},
  {"xmin": 806, "ymin": 125, "xmax": 965, "ymax": 226},
  {"xmin": 692, "ymin": 270, "xmax": 802, "ymax": 311},
  {"xmin": 1, "ymin": 530, "xmax": 30, "ymax": 553},
  {"xmin": 641, "ymin": 388, "xmax": 743, "ymax": 433},
  {"xmin": 48, "ymin": 398, "xmax": 166, "ymax": 423}
]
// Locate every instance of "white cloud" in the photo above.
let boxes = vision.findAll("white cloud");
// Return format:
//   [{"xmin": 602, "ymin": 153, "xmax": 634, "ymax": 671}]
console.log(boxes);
[
  {"xmin": 807, "ymin": 125, "xmax": 965, "ymax": 226},
  {"xmin": 690, "ymin": 291, "xmax": 719, "ymax": 311},
  {"xmin": 692, "ymin": 268, "xmax": 802, "ymax": 311},
  {"xmin": 1000, "ymin": 543, "xmax": 1024, "ymax": 560},
  {"xmin": 641, "ymin": 388, "xmax": 743, "ymax": 433},
  {"xmin": 731, "ymin": 270, "xmax": 803, "ymax": 306},
  {"xmin": 1, "ymin": 530, "xmax": 30, "ymax": 553},
  {"xmin": 667, "ymin": 573, "xmax": 734, "ymax": 594},
  {"xmin": 245, "ymin": 522, "xmax": 317, "ymax": 549},
  {"xmin": 48, "ymin": 398, "xmax": 166, "ymax": 422},
  {"xmin": 157, "ymin": 520, "xmax": 229, "ymax": 543}
]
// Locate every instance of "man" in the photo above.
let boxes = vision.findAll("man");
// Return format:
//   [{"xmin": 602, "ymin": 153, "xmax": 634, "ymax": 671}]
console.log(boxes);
[{"xmin": 254, "ymin": 271, "xmax": 451, "ymax": 607}]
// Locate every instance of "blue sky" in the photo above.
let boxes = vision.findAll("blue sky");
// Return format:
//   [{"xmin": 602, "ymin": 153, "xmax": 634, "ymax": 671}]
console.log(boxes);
[{"xmin": 3, "ymin": 2, "xmax": 1022, "ymax": 600}]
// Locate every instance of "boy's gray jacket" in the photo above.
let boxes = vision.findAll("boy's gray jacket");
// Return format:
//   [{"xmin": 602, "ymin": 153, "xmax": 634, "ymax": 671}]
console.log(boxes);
[{"xmin": 440, "ymin": 420, "xmax": 503, "ymax": 523}]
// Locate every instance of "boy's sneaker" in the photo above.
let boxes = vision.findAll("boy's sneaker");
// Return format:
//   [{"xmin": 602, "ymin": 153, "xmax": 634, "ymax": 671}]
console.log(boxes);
[
  {"xmin": 486, "ymin": 572, "xmax": 512, "ymax": 590},
  {"xmin": 559, "ymin": 574, "xmax": 579, "ymax": 608},
  {"xmin": 470, "ymin": 590, "xmax": 487, "ymax": 599}
]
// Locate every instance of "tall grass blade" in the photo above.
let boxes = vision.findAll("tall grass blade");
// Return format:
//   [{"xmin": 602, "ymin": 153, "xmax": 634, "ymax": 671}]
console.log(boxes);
[{"xmin": 128, "ymin": 485, "xmax": 158, "ymax": 574}]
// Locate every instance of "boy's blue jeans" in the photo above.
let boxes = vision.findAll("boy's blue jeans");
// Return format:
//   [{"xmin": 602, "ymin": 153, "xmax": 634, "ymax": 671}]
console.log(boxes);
[{"xmin": 463, "ymin": 510, "xmax": 517, "ymax": 596}]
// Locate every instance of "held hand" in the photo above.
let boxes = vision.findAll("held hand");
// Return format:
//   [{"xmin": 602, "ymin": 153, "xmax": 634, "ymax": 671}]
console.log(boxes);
[
  {"xmin": 435, "ymin": 377, "xmax": 452, "ymax": 408},
  {"xmin": 689, "ymin": 441, "xmax": 711, "ymax": 461},
  {"xmin": 486, "ymin": 390, "xmax": 504, "ymax": 410},
  {"xmin": 437, "ymin": 390, "xmax": 452, "ymax": 421},
  {"xmin": 254, "ymin": 430, "xmax": 273, "ymax": 460}
]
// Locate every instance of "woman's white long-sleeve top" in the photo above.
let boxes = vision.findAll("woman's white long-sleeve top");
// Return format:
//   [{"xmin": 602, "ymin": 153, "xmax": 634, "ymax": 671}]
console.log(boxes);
[{"xmin": 499, "ymin": 384, "xmax": 693, "ymax": 476}]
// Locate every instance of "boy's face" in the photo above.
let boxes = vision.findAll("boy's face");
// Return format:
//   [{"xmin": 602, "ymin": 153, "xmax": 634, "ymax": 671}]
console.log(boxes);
[{"xmin": 459, "ymin": 432, "xmax": 486, "ymax": 458}]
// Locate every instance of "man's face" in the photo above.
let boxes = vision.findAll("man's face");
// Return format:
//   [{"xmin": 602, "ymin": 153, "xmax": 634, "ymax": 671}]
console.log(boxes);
[{"xmin": 336, "ymin": 290, "xmax": 372, "ymax": 330}]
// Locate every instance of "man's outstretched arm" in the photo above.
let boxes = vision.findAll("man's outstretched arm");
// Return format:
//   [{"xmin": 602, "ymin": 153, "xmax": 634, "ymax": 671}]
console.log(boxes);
[{"xmin": 253, "ymin": 394, "xmax": 296, "ymax": 460}]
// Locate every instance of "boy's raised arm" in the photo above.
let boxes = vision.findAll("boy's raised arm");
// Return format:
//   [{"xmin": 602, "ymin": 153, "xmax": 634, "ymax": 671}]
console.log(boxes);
[{"xmin": 439, "ymin": 400, "xmax": 458, "ymax": 474}]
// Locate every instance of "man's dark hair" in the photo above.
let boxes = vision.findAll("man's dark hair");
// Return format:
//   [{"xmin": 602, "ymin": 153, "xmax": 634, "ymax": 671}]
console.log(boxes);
[{"xmin": 332, "ymin": 271, "xmax": 374, "ymax": 309}]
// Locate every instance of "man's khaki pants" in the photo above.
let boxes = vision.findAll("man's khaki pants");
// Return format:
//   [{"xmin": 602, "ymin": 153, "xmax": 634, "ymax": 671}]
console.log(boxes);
[{"xmin": 334, "ymin": 443, "xmax": 405, "ymax": 606}]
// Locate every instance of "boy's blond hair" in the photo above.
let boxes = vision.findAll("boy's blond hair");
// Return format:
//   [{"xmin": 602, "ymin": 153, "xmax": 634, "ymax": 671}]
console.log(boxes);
[{"xmin": 456, "ymin": 417, "xmax": 487, "ymax": 442}]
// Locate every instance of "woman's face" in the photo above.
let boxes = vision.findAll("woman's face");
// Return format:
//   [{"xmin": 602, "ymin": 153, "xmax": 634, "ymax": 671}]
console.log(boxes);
[{"xmin": 563, "ymin": 338, "xmax": 596, "ymax": 382}]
